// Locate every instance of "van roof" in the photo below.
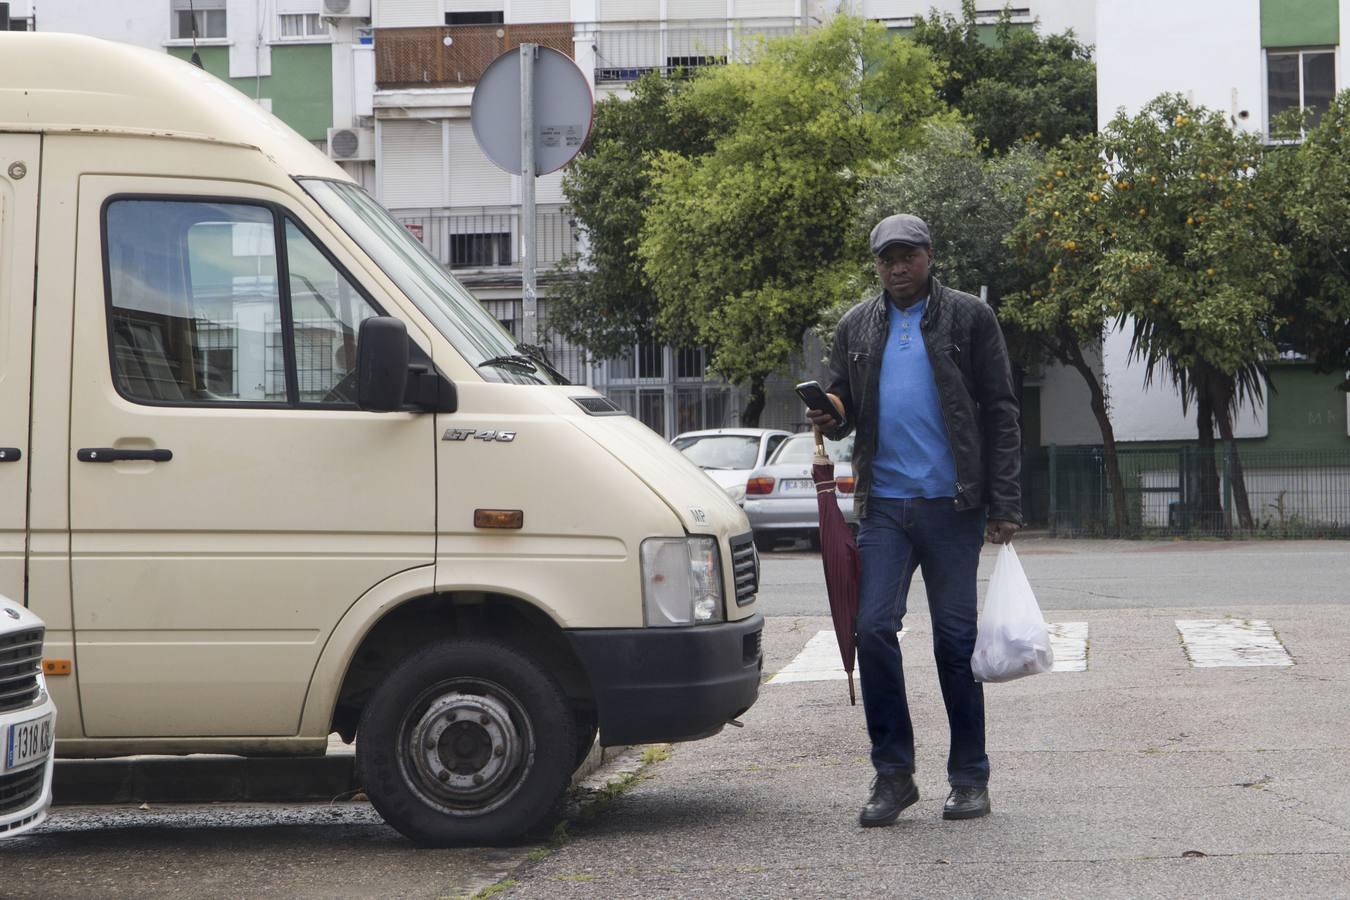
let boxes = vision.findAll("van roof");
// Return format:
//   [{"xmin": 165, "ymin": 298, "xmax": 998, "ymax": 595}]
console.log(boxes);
[{"xmin": 0, "ymin": 32, "xmax": 349, "ymax": 181}]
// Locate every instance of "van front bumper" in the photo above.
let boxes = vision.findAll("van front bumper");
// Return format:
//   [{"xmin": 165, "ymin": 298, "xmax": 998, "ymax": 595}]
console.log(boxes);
[{"xmin": 565, "ymin": 614, "xmax": 764, "ymax": 746}]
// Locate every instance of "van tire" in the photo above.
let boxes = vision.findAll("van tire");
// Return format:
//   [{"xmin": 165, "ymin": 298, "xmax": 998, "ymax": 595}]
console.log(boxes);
[{"xmin": 357, "ymin": 637, "xmax": 576, "ymax": 847}]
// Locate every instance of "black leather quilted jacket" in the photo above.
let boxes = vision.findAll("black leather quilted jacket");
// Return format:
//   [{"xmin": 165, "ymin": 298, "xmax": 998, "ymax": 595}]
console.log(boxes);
[{"xmin": 822, "ymin": 276, "xmax": 1024, "ymax": 525}]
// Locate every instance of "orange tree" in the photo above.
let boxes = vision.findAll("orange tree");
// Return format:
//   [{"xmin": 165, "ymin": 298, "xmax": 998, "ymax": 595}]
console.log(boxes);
[
  {"xmin": 1005, "ymin": 95, "xmax": 1290, "ymax": 532},
  {"xmin": 1272, "ymin": 91, "xmax": 1350, "ymax": 384}
]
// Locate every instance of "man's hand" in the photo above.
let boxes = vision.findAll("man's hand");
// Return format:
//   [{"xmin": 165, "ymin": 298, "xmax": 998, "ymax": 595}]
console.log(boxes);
[
  {"xmin": 805, "ymin": 393, "xmax": 845, "ymax": 430},
  {"xmin": 986, "ymin": 519, "xmax": 1020, "ymax": 545}
]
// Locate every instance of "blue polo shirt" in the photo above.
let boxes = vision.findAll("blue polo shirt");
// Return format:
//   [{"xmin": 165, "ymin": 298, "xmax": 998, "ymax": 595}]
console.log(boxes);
[{"xmin": 872, "ymin": 296, "xmax": 958, "ymax": 500}]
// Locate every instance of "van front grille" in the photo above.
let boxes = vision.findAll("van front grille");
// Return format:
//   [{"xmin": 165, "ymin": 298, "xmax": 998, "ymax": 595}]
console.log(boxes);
[
  {"xmin": 729, "ymin": 533, "xmax": 758, "ymax": 607},
  {"xmin": 0, "ymin": 627, "xmax": 44, "ymax": 714},
  {"xmin": 0, "ymin": 763, "xmax": 45, "ymax": 816}
]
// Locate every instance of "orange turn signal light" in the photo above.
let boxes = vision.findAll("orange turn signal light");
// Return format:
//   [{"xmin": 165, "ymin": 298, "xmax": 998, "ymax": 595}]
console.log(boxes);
[
  {"xmin": 836, "ymin": 476, "xmax": 856, "ymax": 494},
  {"xmin": 474, "ymin": 509, "xmax": 524, "ymax": 529},
  {"xmin": 43, "ymin": 659, "xmax": 72, "ymax": 676}
]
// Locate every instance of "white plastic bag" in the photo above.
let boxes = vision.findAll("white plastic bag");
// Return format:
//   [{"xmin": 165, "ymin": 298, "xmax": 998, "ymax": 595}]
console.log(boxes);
[{"xmin": 972, "ymin": 544, "xmax": 1054, "ymax": 683}]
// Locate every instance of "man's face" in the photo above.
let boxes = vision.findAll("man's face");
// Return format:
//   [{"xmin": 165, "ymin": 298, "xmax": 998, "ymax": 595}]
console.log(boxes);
[{"xmin": 874, "ymin": 243, "xmax": 933, "ymax": 303}]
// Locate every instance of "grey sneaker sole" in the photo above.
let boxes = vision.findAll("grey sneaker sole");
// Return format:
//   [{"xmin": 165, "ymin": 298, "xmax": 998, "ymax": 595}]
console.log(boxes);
[{"xmin": 859, "ymin": 782, "xmax": 920, "ymax": 828}]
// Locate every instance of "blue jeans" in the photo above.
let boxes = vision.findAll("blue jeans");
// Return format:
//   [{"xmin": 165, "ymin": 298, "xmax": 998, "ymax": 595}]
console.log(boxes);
[{"xmin": 857, "ymin": 497, "xmax": 988, "ymax": 787}]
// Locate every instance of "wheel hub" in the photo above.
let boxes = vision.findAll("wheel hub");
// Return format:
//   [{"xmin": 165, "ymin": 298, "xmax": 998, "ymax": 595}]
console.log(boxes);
[{"xmin": 408, "ymin": 692, "xmax": 524, "ymax": 803}]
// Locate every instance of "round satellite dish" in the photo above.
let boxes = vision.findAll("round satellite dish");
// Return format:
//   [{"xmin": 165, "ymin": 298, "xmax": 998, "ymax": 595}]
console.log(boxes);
[{"xmin": 471, "ymin": 46, "xmax": 594, "ymax": 176}]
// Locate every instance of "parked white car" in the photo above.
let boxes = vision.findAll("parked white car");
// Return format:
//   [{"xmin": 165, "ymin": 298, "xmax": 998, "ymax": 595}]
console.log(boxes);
[
  {"xmin": 743, "ymin": 433, "xmax": 857, "ymax": 551},
  {"xmin": 672, "ymin": 428, "xmax": 793, "ymax": 504},
  {"xmin": 0, "ymin": 595, "xmax": 55, "ymax": 838}
]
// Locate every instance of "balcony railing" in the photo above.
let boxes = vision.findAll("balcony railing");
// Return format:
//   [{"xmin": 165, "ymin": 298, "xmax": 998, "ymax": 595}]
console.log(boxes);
[
  {"xmin": 374, "ymin": 19, "xmax": 800, "ymax": 88},
  {"xmin": 376, "ymin": 23, "xmax": 574, "ymax": 88},
  {"xmin": 394, "ymin": 205, "xmax": 578, "ymax": 271},
  {"xmin": 579, "ymin": 19, "xmax": 800, "ymax": 82}
]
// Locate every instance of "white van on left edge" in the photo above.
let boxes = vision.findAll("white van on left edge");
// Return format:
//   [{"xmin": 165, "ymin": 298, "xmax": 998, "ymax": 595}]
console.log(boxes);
[{"xmin": 0, "ymin": 595, "xmax": 55, "ymax": 838}]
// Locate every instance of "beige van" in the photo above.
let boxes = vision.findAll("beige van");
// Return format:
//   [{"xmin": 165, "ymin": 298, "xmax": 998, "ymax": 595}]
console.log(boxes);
[{"xmin": 0, "ymin": 33, "xmax": 762, "ymax": 845}]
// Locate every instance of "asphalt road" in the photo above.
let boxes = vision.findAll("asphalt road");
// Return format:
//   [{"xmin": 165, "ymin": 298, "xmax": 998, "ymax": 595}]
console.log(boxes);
[
  {"xmin": 4, "ymin": 539, "xmax": 1348, "ymax": 898},
  {"xmin": 757, "ymin": 535, "xmax": 1350, "ymax": 615}
]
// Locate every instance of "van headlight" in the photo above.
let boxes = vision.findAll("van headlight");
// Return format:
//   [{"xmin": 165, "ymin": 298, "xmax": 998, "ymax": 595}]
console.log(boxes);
[{"xmin": 640, "ymin": 537, "xmax": 725, "ymax": 626}]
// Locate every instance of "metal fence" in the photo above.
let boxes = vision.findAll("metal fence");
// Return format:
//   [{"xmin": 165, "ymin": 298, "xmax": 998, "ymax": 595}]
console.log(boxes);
[
  {"xmin": 1042, "ymin": 445, "xmax": 1350, "ymax": 539},
  {"xmin": 583, "ymin": 19, "xmax": 800, "ymax": 82},
  {"xmin": 394, "ymin": 206, "xmax": 578, "ymax": 271}
]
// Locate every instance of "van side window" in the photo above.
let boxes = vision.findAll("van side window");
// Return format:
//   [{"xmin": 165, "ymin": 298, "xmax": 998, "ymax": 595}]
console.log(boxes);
[
  {"xmin": 107, "ymin": 200, "xmax": 285, "ymax": 404},
  {"xmin": 284, "ymin": 220, "xmax": 379, "ymax": 404},
  {"xmin": 105, "ymin": 199, "xmax": 382, "ymax": 408}
]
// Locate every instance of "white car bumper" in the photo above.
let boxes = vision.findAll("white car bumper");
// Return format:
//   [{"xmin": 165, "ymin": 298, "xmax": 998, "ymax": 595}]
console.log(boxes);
[{"xmin": 0, "ymin": 684, "xmax": 56, "ymax": 838}]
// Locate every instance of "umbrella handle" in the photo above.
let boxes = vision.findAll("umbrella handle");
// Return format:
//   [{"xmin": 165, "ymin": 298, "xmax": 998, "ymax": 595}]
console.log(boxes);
[
  {"xmin": 847, "ymin": 670, "xmax": 856, "ymax": 706},
  {"xmin": 813, "ymin": 426, "xmax": 826, "ymax": 458}
]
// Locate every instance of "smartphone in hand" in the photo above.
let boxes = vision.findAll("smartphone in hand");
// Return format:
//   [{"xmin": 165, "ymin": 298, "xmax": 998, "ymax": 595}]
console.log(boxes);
[{"xmin": 795, "ymin": 380, "xmax": 840, "ymax": 425}]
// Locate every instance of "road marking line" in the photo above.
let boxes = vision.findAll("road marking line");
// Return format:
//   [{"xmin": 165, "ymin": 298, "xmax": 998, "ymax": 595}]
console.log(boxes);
[
  {"xmin": 768, "ymin": 628, "xmax": 907, "ymax": 684},
  {"xmin": 1047, "ymin": 621, "xmax": 1089, "ymax": 672},
  {"xmin": 1176, "ymin": 619, "xmax": 1293, "ymax": 668}
]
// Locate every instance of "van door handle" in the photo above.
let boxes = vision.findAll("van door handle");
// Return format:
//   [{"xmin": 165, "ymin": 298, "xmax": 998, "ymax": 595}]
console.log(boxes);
[
  {"xmin": 0, "ymin": 448, "xmax": 20, "ymax": 462},
  {"xmin": 77, "ymin": 448, "xmax": 173, "ymax": 463}
]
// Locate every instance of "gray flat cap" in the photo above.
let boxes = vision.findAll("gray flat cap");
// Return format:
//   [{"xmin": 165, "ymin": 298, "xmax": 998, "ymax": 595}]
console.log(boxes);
[{"xmin": 870, "ymin": 214, "xmax": 931, "ymax": 255}]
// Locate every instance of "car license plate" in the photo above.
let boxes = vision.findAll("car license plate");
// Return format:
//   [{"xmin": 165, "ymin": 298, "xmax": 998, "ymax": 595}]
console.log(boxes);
[
  {"xmin": 780, "ymin": 478, "xmax": 813, "ymax": 493},
  {"xmin": 4, "ymin": 713, "xmax": 53, "ymax": 772}
]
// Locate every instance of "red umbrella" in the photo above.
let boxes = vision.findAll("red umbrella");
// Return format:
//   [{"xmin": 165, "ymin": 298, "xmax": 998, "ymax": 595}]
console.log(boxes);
[{"xmin": 812, "ymin": 428, "xmax": 860, "ymax": 705}]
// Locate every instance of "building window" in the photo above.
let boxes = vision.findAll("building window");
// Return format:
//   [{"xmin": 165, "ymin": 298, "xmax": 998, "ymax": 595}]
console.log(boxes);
[
  {"xmin": 450, "ymin": 233, "xmax": 512, "ymax": 268},
  {"xmin": 171, "ymin": 0, "xmax": 226, "ymax": 40},
  {"xmin": 279, "ymin": 13, "xmax": 327, "ymax": 39},
  {"xmin": 446, "ymin": 11, "xmax": 504, "ymax": 25},
  {"xmin": 1267, "ymin": 49, "xmax": 1336, "ymax": 137}
]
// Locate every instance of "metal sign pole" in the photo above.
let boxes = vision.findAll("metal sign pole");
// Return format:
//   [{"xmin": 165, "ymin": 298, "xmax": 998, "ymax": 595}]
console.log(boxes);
[{"xmin": 520, "ymin": 43, "xmax": 538, "ymax": 348}]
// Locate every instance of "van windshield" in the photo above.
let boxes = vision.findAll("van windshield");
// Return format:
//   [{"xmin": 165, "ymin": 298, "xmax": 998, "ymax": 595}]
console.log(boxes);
[{"xmin": 300, "ymin": 179, "xmax": 559, "ymax": 385}]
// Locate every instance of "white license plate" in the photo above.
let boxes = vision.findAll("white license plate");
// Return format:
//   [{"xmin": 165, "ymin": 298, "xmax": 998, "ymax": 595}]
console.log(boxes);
[
  {"xmin": 4, "ymin": 713, "xmax": 53, "ymax": 772},
  {"xmin": 780, "ymin": 478, "xmax": 814, "ymax": 492}
]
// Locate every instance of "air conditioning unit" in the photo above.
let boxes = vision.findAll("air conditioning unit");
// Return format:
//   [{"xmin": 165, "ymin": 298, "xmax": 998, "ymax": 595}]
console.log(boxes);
[
  {"xmin": 322, "ymin": 0, "xmax": 371, "ymax": 18},
  {"xmin": 327, "ymin": 127, "xmax": 375, "ymax": 161}
]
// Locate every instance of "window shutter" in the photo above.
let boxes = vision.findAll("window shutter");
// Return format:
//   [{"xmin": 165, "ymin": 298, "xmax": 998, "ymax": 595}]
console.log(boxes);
[{"xmin": 380, "ymin": 120, "xmax": 447, "ymax": 210}]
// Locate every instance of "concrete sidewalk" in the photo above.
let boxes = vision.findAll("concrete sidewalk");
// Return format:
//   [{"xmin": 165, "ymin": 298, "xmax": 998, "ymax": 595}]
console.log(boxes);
[{"xmin": 502, "ymin": 603, "xmax": 1350, "ymax": 897}]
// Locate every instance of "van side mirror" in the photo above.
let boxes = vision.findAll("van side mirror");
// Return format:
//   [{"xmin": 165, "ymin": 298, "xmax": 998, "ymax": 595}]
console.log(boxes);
[{"xmin": 357, "ymin": 317, "xmax": 410, "ymax": 412}]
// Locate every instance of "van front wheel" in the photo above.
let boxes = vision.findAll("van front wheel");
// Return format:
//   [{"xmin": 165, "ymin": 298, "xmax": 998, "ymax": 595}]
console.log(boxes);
[{"xmin": 357, "ymin": 637, "xmax": 576, "ymax": 846}]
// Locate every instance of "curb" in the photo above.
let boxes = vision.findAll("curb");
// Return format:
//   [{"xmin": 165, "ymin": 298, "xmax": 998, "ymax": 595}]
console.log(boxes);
[{"xmin": 54, "ymin": 738, "xmax": 617, "ymax": 806}]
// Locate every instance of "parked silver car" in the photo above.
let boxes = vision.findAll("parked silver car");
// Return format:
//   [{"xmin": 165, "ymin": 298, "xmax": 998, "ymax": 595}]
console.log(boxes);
[
  {"xmin": 672, "ymin": 428, "xmax": 792, "ymax": 504},
  {"xmin": 742, "ymin": 432, "xmax": 856, "ymax": 551}
]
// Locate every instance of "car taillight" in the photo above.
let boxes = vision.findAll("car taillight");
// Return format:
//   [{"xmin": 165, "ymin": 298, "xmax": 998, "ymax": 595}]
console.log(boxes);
[
  {"xmin": 836, "ymin": 476, "xmax": 856, "ymax": 494},
  {"xmin": 745, "ymin": 477, "xmax": 775, "ymax": 495}
]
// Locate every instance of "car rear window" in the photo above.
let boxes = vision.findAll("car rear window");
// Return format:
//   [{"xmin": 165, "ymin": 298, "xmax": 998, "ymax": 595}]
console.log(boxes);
[
  {"xmin": 771, "ymin": 434, "xmax": 853, "ymax": 464},
  {"xmin": 673, "ymin": 435, "xmax": 760, "ymax": 470}
]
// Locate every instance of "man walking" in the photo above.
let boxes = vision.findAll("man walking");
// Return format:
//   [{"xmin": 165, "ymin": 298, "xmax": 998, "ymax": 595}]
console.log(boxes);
[{"xmin": 806, "ymin": 214, "xmax": 1023, "ymax": 826}]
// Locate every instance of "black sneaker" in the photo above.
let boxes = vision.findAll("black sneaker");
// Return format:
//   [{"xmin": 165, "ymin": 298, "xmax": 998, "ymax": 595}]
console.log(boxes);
[
  {"xmin": 859, "ymin": 772, "xmax": 919, "ymax": 827},
  {"xmin": 943, "ymin": 785, "xmax": 991, "ymax": 820}
]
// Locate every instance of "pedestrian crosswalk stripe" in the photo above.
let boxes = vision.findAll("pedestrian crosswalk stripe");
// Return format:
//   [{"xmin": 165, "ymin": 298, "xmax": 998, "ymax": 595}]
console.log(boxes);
[
  {"xmin": 1176, "ymin": 619, "xmax": 1293, "ymax": 668},
  {"xmin": 768, "ymin": 629, "xmax": 906, "ymax": 684},
  {"xmin": 1047, "ymin": 622, "xmax": 1089, "ymax": 672}
]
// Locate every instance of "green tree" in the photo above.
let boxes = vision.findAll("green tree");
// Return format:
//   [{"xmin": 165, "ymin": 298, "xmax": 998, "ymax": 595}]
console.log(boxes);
[
  {"xmin": 909, "ymin": 0, "xmax": 1096, "ymax": 154},
  {"xmin": 640, "ymin": 16, "xmax": 944, "ymax": 424},
  {"xmin": 549, "ymin": 74, "xmax": 714, "ymax": 361},
  {"xmin": 1002, "ymin": 135, "xmax": 1132, "ymax": 533},
  {"xmin": 1272, "ymin": 91, "xmax": 1350, "ymax": 385},
  {"xmin": 851, "ymin": 121, "xmax": 1043, "ymax": 306},
  {"xmin": 1010, "ymin": 95, "xmax": 1290, "ymax": 532}
]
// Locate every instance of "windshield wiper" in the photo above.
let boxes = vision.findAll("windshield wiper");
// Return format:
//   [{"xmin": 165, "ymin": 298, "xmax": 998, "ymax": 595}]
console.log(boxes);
[
  {"xmin": 514, "ymin": 343, "xmax": 570, "ymax": 384},
  {"xmin": 477, "ymin": 354, "xmax": 539, "ymax": 373}
]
